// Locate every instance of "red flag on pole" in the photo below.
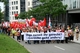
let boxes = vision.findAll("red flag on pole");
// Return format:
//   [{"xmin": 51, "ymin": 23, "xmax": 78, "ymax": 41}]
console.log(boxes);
[{"xmin": 43, "ymin": 18, "xmax": 46, "ymax": 26}]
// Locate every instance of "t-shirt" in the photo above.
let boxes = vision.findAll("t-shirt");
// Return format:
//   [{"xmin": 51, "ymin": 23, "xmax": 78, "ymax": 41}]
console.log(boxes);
[{"xmin": 56, "ymin": 29, "xmax": 61, "ymax": 32}]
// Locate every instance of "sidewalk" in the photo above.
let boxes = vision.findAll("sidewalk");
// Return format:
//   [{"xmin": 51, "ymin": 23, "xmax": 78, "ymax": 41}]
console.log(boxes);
[{"xmin": 73, "ymin": 33, "xmax": 80, "ymax": 43}]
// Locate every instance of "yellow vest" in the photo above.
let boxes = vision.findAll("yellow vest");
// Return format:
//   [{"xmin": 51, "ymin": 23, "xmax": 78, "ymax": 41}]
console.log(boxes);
[{"xmin": 11, "ymin": 29, "xmax": 16, "ymax": 34}]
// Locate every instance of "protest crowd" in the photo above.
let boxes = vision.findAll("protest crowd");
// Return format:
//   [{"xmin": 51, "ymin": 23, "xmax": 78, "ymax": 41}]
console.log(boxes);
[{"xmin": 0, "ymin": 18, "xmax": 79, "ymax": 44}]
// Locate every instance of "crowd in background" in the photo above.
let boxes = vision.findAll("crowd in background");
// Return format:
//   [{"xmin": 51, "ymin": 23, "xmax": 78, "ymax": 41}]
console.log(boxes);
[{"xmin": 0, "ymin": 23, "xmax": 80, "ymax": 44}]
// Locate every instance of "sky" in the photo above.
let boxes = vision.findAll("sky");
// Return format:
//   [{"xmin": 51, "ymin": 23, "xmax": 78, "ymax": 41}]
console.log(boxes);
[{"xmin": 0, "ymin": 2, "xmax": 5, "ymax": 12}]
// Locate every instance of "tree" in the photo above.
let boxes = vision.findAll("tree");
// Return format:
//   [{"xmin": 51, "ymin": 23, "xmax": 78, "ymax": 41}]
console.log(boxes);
[
  {"xmin": 0, "ymin": 0, "xmax": 8, "ymax": 22},
  {"xmin": 0, "ymin": 8, "xmax": 4, "ymax": 23},
  {"xmin": 31, "ymin": 0, "xmax": 67, "ymax": 18},
  {"xmin": 18, "ymin": 12, "xmax": 28, "ymax": 19},
  {"xmin": 0, "ymin": 0, "xmax": 7, "ymax": 5},
  {"xmin": 15, "ymin": 0, "xmax": 67, "ymax": 20},
  {"xmin": 30, "ymin": 6, "xmax": 45, "ymax": 20}
]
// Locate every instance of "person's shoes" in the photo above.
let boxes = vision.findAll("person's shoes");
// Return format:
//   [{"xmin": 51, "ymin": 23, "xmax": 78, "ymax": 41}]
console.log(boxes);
[
  {"xmin": 29, "ymin": 43, "xmax": 31, "ymax": 44},
  {"xmin": 25, "ymin": 42, "xmax": 27, "ymax": 43},
  {"xmin": 18, "ymin": 41, "xmax": 20, "ymax": 42}
]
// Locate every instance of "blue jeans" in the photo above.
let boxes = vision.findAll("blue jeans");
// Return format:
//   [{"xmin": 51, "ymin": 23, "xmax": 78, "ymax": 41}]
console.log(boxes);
[{"xmin": 0, "ymin": 29, "xmax": 2, "ymax": 33}]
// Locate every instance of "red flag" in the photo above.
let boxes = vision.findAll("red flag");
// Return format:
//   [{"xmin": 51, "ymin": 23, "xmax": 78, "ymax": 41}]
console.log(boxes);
[
  {"xmin": 26, "ymin": 19, "xmax": 29, "ymax": 27},
  {"xmin": 14, "ymin": 14, "xmax": 18, "ymax": 17},
  {"xmin": 29, "ymin": 19, "xmax": 33, "ymax": 26},
  {"xmin": 43, "ymin": 18, "xmax": 46, "ymax": 26}
]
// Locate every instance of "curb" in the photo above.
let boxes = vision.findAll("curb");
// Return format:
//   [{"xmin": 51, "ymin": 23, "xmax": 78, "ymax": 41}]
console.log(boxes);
[
  {"xmin": 10, "ymin": 36, "xmax": 32, "ymax": 53},
  {"xmin": 71, "ymin": 41, "xmax": 80, "ymax": 44}
]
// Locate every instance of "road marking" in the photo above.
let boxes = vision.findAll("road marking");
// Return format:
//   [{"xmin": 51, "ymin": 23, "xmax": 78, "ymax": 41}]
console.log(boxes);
[{"xmin": 54, "ymin": 46, "xmax": 65, "ymax": 51}]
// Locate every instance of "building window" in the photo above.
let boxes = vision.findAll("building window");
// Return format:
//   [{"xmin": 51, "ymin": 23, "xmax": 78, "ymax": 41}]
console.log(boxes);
[
  {"xmin": 13, "ymin": 16, "xmax": 15, "ymax": 20},
  {"xmin": 9, "ymin": 17, "xmax": 11, "ymax": 20},
  {"xmin": 20, "ymin": 0, "xmax": 25, "ymax": 12},
  {"xmin": 16, "ymin": 1, "xmax": 18, "ymax": 4},
  {"xmin": 28, "ymin": 2, "xmax": 30, "ymax": 6},
  {"xmin": 9, "ymin": 7, "xmax": 11, "ymax": 10},
  {"xmin": 9, "ymin": 12, "xmax": 11, "ymax": 15},
  {"xmin": 12, "ymin": 6, "xmax": 14, "ymax": 10},
  {"xmin": 73, "ymin": 1, "xmax": 76, "ymax": 8},
  {"xmin": 12, "ymin": 11, "xmax": 13, "ymax": 15},
  {"xmin": 79, "ymin": 0, "xmax": 80, "ymax": 8},
  {"xmin": 14, "ymin": 11, "xmax": 16, "ymax": 14},
  {"xmin": 16, "ymin": 6, "xmax": 18, "ymax": 10},
  {"xmin": 16, "ymin": 11, "xmax": 18, "ymax": 14},
  {"xmin": 12, "ymin": 1, "xmax": 13, "ymax": 5},
  {"xmin": 14, "ymin": 1, "xmax": 16, "ymax": 5}
]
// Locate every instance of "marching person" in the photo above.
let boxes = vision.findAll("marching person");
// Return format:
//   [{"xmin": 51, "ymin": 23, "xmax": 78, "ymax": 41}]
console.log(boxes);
[
  {"xmin": 21, "ymin": 28, "xmax": 27, "ymax": 41},
  {"xmin": 68, "ymin": 28, "xmax": 74, "ymax": 41},
  {"xmin": 75, "ymin": 26, "xmax": 79, "ymax": 40},
  {"xmin": 60, "ymin": 27, "xmax": 65, "ymax": 43},
  {"xmin": 27, "ymin": 29, "xmax": 31, "ymax": 44},
  {"xmin": 0, "ymin": 26, "xmax": 2, "ymax": 33},
  {"xmin": 16, "ymin": 28, "xmax": 21, "ymax": 42},
  {"xmin": 7, "ymin": 27, "xmax": 11, "ymax": 36},
  {"xmin": 33, "ymin": 28, "xmax": 39, "ymax": 44},
  {"xmin": 46, "ymin": 29, "xmax": 51, "ymax": 44},
  {"xmin": 65, "ymin": 29, "xmax": 69, "ymax": 43},
  {"xmin": 41, "ymin": 27, "xmax": 45, "ymax": 44},
  {"xmin": 56, "ymin": 26, "xmax": 61, "ymax": 43},
  {"xmin": 11, "ymin": 28, "xmax": 16, "ymax": 38},
  {"xmin": 51, "ymin": 28, "xmax": 56, "ymax": 43}
]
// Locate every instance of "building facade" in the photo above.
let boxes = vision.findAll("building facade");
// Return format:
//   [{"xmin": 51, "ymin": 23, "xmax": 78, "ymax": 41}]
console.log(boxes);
[
  {"xmin": 32, "ymin": 0, "xmax": 41, "ymax": 8},
  {"xmin": 0, "ymin": 2, "xmax": 4, "ymax": 12},
  {"xmin": 27, "ymin": 0, "xmax": 33, "ymax": 10},
  {"xmin": 9, "ymin": 0, "xmax": 34, "ymax": 21},
  {"xmin": 62, "ymin": 0, "xmax": 80, "ymax": 10},
  {"xmin": 9, "ymin": 0, "xmax": 28, "ymax": 21},
  {"xmin": 5, "ymin": 0, "xmax": 9, "ymax": 21},
  {"xmin": 61, "ymin": 0, "xmax": 80, "ymax": 27},
  {"xmin": 8, "ymin": 0, "xmax": 80, "ymax": 26}
]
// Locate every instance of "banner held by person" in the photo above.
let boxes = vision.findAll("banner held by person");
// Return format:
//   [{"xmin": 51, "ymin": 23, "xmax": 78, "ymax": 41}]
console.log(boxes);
[{"xmin": 21, "ymin": 32, "xmax": 64, "ymax": 40}]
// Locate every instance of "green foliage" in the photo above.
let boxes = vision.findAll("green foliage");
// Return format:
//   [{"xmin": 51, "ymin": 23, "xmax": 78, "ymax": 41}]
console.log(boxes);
[
  {"xmin": 18, "ymin": 12, "xmax": 28, "ymax": 19},
  {"xmin": 18, "ymin": 0, "xmax": 67, "ymax": 19},
  {"xmin": 18, "ymin": 11, "xmax": 35, "ymax": 19},
  {"xmin": 0, "ymin": 0, "xmax": 8, "ymax": 5},
  {"xmin": 0, "ymin": 0, "xmax": 8, "ymax": 22},
  {"xmin": 31, "ymin": 0, "xmax": 67, "ymax": 18},
  {"xmin": 0, "ymin": 9, "xmax": 4, "ymax": 22},
  {"xmin": 0, "ymin": 33, "xmax": 30, "ymax": 53}
]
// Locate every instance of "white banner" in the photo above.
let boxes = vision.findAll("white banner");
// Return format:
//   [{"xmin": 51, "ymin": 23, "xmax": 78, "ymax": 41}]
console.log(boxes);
[{"xmin": 21, "ymin": 32, "xmax": 64, "ymax": 40}]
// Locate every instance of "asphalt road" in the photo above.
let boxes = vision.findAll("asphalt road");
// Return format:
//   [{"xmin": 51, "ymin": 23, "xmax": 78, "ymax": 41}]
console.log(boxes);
[{"xmin": 19, "ymin": 41, "xmax": 80, "ymax": 53}]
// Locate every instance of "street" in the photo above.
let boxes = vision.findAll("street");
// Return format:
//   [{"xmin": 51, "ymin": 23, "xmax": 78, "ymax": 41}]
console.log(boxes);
[
  {"xmin": 19, "ymin": 41, "xmax": 80, "ymax": 53},
  {"xmin": 1, "ymin": 0, "xmax": 80, "ymax": 53},
  {"xmin": 11, "ymin": 32, "xmax": 80, "ymax": 53}
]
